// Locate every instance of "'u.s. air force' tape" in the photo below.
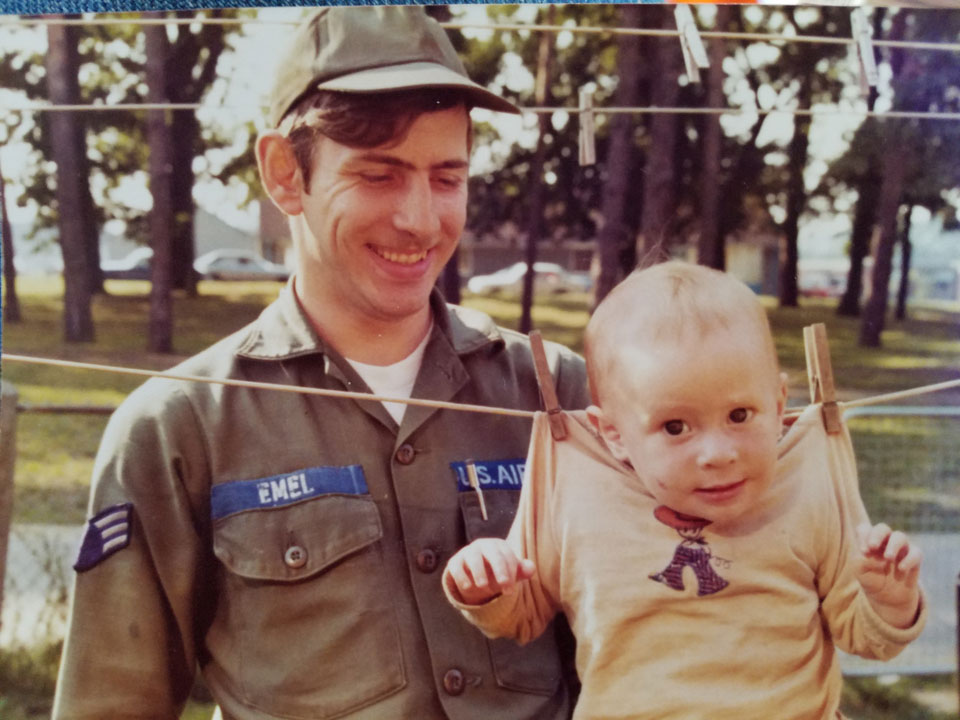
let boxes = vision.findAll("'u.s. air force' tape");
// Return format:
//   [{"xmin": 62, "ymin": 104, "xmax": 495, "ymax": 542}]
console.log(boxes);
[
  {"xmin": 73, "ymin": 503, "xmax": 133, "ymax": 572},
  {"xmin": 450, "ymin": 458, "xmax": 526, "ymax": 492},
  {"xmin": 210, "ymin": 465, "xmax": 368, "ymax": 521}
]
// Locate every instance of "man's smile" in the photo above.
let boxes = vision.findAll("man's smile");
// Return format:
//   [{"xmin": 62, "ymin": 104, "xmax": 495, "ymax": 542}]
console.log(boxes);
[{"xmin": 370, "ymin": 245, "xmax": 430, "ymax": 265}]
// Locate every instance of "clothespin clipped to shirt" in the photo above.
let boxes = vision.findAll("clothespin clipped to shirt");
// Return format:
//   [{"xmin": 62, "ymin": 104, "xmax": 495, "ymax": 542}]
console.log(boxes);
[
  {"xmin": 465, "ymin": 459, "xmax": 488, "ymax": 521},
  {"xmin": 674, "ymin": 5, "xmax": 709, "ymax": 84},
  {"xmin": 803, "ymin": 323, "xmax": 842, "ymax": 434},
  {"xmin": 851, "ymin": 8, "xmax": 879, "ymax": 96},
  {"xmin": 529, "ymin": 330, "xmax": 568, "ymax": 440},
  {"xmin": 578, "ymin": 87, "xmax": 596, "ymax": 167}
]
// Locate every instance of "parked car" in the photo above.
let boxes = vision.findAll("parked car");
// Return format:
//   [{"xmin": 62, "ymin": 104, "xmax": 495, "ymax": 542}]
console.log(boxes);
[
  {"xmin": 101, "ymin": 247, "xmax": 152, "ymax": 280},
  {"xmin": 193, "ymin": 249, "xmax": 290, "ymax": 282},
  {"xmin": 467, "ymin": 261, "xmax": 592, "ymax": 296}
]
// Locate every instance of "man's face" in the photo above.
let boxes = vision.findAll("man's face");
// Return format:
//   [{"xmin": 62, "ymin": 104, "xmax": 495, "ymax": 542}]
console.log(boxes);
[
  {"xmin": 599, "ymin": 326, "xmax": 786, "ymax": 528},
  {"xmin": 293, "ymin": 105, "xmax": 469, "ymax": 327}
]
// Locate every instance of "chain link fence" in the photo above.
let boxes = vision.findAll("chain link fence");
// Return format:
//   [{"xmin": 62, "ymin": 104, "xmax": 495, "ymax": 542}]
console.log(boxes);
[{"xmin": 1, "ymin": 404, "xmax": 958, "ymax": 672}]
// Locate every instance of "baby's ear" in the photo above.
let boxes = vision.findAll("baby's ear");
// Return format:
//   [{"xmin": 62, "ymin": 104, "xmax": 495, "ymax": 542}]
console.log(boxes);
[
  {"xmin": 777, "ymin": 372, "xmax": 789, "ymax": 417},
  {"xmin": 586, "ymin": 405, "xmax": 631, "ymax": 464}
]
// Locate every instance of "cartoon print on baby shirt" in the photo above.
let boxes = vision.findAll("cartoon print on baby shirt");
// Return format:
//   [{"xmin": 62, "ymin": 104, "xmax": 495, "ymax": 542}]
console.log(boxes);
[{"xmin": 649, "ymin": 505, "xmax": 729, "ymax": 596}]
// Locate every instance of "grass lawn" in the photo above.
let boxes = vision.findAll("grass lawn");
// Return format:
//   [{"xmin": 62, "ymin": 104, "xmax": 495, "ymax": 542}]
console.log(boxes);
[
  {"xmin": 2, "ymin": 278, "xmax": 958, "ymax": 526},
  {"xmin": 1, "ymin": 277, "xmax": 958, "ymax": 718}
]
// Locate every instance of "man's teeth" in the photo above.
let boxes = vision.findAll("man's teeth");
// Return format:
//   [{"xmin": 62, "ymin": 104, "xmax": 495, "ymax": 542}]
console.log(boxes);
[{"xmin": 376, "ymin": 248, "xmax": 428, "ymax": 264}]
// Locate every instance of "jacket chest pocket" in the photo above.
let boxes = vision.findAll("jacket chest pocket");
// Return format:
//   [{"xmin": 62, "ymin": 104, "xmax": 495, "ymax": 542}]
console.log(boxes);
[
  {"xmin": 212, "ymin": 494, "xmax": 405, "ymax": 719},
  {"xmin": 459, "ymin": 490, "xmax": 564, "ymax": 696}
]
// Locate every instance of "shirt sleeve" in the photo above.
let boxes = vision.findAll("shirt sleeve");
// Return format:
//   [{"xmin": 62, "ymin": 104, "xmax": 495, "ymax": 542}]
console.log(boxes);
[
  {"xmin": 52, "ymin": 382, "xmax": 211, "ymax": 719},
  {"xmin": 444, "ymin": 412, "xmax": 563, "ymax": 645},
  {"xmin": 815, "ymin": 414, "xmax": 927, "ymax": 660}
]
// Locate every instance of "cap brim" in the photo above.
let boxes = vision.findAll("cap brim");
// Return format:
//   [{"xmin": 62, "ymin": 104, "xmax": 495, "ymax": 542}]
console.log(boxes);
[{"xmin": 316, "ymin": 61, "xmax": 520, "ymax": 115}]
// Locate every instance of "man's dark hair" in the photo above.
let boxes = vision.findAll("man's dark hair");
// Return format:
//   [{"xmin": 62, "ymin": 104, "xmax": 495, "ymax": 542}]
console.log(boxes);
[{"xmin": 278, "ymin": 88, "xmax": 472, "ymax": 191}]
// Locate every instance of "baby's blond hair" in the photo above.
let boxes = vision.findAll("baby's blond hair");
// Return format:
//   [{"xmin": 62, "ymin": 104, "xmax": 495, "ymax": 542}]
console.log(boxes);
[{"xmin": 584, "ymin": 261, "xmax": 779, "ymax": 407}]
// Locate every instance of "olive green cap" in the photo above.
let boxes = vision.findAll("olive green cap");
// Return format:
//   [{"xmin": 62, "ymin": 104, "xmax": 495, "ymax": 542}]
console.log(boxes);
[{"xmin": 268, "ymin": 6, "xmax": 520, "ymax": 127}]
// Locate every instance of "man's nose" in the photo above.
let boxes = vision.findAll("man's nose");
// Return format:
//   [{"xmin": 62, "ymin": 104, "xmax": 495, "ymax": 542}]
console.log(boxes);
[
  {"xmin": 696, "ymin": 432, "xmax": 739, "ymax": 468},
  {"xmin": 393, "ymin": 174, "xmax": 441, "ymax": 238}
]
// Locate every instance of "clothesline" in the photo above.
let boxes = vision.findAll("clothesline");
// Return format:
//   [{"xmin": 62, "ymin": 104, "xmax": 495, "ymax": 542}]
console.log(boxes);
[
  {"xmin": 1, "ymin": 352, "xmax": 957, "ymax": 419},
  {"xmin": 4, "ymin": 102, "xmax": 959, "ymax": 122},
  {"xmin": 2, "ymin": 15, "xmax": 959, "ymax": 55}
]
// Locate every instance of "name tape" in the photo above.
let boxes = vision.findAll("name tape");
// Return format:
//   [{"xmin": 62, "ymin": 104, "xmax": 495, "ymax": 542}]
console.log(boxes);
[
  {"xmin": 451, "ymin": 458, "xmax": 526, "ymax": 492},
  {"xmin": 211, "ymin": 465, "xmax": 368, "ymax": 520}
]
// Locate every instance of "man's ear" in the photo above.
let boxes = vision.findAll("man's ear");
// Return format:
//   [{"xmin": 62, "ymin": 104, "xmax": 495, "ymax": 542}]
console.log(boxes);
[
  {"xmin": 586, "ymin": 404, "xmax": 631, "ymax": 464},
  {"xmin": 256, "ymin": 131, "xmax": 305, "ymax": 216}
]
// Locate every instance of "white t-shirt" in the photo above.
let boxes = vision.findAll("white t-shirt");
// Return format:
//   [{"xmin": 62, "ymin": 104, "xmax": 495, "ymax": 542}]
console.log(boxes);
[{"xmin": 344, "ymin": 327, "xmax": 432, "ymax": 424}]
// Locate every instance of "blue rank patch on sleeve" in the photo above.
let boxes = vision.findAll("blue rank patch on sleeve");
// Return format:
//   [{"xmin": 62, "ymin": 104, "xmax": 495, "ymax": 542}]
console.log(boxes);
[
  {"xmin": 210, "ymin": 465, "xmax": 369, "ymax": 521},
  {"xmin": 450, "ymin": 458, "xmax": 526, "ymax": 492},
  {"xmin": 73, "ymin": 503, "xmax": 133, "ymax": 573}
]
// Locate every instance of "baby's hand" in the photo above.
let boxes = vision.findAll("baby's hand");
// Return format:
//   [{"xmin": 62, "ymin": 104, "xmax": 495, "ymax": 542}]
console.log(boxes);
[
  {"xmin": 855, "ymin": 522, "xmax": 922, "ymax": 629},
  {"xmin": 444, "ymin": 538, "xmax": 535, "ymax": 606}
]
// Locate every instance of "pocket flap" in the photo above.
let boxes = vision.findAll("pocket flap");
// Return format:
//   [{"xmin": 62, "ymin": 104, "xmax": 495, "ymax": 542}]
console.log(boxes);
[{"xmin": 213, "ymin": 495, "xmax": 383, "ymax": 582}]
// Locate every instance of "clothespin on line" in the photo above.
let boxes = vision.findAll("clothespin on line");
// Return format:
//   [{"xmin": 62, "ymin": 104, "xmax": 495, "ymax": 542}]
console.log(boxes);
[
  {"xmin": 465, "ymin": 459, "xmax": 488, "ymax": 521},
  {"xmin": 851, "ymin": 8, "xmax": 879, "ymax": 96},
  {"xmin": 529, "ymin": 330, "xmax": 568, "ymax": 440},
  {"xmin": 578, "ymin": 87, "xmax": 596, "ymax": 166},
  {"xmin": 674, "ymin": 5, "xmax": 709, "ymax": 84},
  {"xmin": 803, "ymin": 323, "xmax": 842, "ymax": 434}
]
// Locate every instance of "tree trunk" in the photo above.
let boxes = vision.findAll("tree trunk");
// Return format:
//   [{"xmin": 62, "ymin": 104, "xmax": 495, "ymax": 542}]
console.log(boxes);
[
  {"xmin": 837, "ymin": 169, "xmax": 879, "ymax": 316},
  {"xmin": 519, "ymin": 5, "xmax": 555, "ymax": 335},
  {"xmin": 859, "ymin": 143, "xmax": 906, "ymax": 347},
  {"xmin": 895, "ymin": 204, "xmax": 912, "ymax": 321},
  {"xmin": 169, "ymin": 110, "xmax": 199, "ymax": 295},
  {"xmin": 837, "ymin": 8, "xmax": 884, "ymax": 317},
  {"xmin": 594, "ymin": 4, "xmax": 645, "ymax": 306},
  {"xmin": 145, "ymin": 17, "xmax": 175, "ymax": 354},
  {"xmin": 637, "ymin": 8, "xmax": 682, "ymax": 265},
  {"xmin": 860, "ymin": 10, "xmax": 915, "ymax": 348},
  {"xmin": 696, "ymin": 5, "xmax": 729, "ymax": 270},
  {"xmin": 0, "ymin": 159, "xmax": 21, "ymax": 323},
  {"xmin": 167, "ymin": 11, "xmax": 225, "ymax": 295},
  {"xmin": 778, "ymin": 35, "xmax": 813, "ymax": 308},
  {"xmin": 46, "ymin": 20, "xmax": 95, "ymax": 342}
]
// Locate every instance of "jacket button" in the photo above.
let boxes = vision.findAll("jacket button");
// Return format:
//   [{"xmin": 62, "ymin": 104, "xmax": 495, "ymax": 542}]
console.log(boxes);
[
  {"xmin": 284, "ymin": 545, "xmax": 307, "ymax": 569},
  {"xmin": 395, "ymin": 443, "xmax": 416, "ymax": 465},
  {"xmin": 416, "ymin": 548, "xmax": 439, "ymax": 573},
  {"xmin": 442, "ymin": 668, "xmax": 465, "ymax": 696}
]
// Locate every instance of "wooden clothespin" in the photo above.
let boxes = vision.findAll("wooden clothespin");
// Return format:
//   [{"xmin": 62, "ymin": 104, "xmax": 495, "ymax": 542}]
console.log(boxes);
[
  {"xmin": 803, "ymin": 323, "xmax": 842, "ymax": 434},
  {"xmin": 529, "ymin": 330, "xmax": 567, "ymax": 440},
  {"xmin": 674, "ymin": 5, "xmax": 709, "ymax": 84},
  {"xmin": 578, "ymin": 87, "xmax": 596, "ymax": 166},
  {"xmin": 465, "ymin": 459, "xmax": 488, "ymax": 521},
  {"xmin": 851, "ymin": 8, "xmax": 879, "ymax": 96}
]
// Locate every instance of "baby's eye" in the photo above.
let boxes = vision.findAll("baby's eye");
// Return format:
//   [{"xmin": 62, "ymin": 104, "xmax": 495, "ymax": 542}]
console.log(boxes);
[
  {"xmin": 729, "ymin": 408, "xmax": 753, "ymax": 423},
  {"xmin": 663, "ymin": 420, "xmax": 689, "ymax": 436}
]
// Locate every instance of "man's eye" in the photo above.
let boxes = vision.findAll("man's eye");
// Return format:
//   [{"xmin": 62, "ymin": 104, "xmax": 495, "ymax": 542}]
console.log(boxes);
[
  {"xmin": 729, "ymin": 408, "xmax": 752, "ymax": 423},
  {"xmin": 434, "ymin": 175, "xmax": 462, "ymax": 189},
  {"xmin": 361, "ymin": 173, "xmax": 391, "ymax": 184},
  {"xmin": 663, "ymin": 420, "xmax": 688, "ymax": 436}
]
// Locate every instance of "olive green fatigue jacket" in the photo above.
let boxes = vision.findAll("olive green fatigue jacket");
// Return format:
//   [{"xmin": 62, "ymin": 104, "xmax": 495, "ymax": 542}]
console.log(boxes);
[{"xmin": 53, "ymin": 286, "xmax": 589, "ymax": 720}]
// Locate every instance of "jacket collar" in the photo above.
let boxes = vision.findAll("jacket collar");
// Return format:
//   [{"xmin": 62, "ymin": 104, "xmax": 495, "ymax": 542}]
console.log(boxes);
[{"xmin": 235, "ymin": 281, "xmax": 505, "ymax": 362}]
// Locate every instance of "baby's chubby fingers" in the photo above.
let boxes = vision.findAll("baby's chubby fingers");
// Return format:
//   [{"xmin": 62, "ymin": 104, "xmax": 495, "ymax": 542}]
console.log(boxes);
[
  {"xmin": 856, "ymin": 522, "xmax": 892, "ymax": 557},
  {"xmin": 445, "ymin": 538, "xmax": 534, "ymax": 605},
  {"xmin": 893, "ymin": 542, "xmax": 923, "ymax": 575}
]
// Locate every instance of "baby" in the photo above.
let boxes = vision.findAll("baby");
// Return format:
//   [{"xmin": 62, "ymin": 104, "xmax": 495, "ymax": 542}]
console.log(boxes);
[{"xmin": 444, "ymin": 261, "xmax": 925, "ymax": 719}]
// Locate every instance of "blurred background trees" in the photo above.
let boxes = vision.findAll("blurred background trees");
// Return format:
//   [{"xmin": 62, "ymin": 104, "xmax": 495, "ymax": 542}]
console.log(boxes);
[{"xmin": 1, "ymin": 4, "xmax": 958, "ymax": 351}]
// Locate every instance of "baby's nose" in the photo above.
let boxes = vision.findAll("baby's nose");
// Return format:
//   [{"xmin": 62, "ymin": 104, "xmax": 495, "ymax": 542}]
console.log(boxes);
[{"xmin": 696, "ymin": 434, "xmax": 739, "ymax": 468}]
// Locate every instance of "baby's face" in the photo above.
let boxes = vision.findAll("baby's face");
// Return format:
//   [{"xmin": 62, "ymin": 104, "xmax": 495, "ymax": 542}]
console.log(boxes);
[{"xmin": 600, "ymin": 327, "xmax": 786, "ymax": 527}]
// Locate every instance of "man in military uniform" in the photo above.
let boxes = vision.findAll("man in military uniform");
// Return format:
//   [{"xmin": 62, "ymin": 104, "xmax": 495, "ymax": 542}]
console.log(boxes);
[{"xmin": 53, "ymin": 7, "xmax": 588, "ymax": 719}]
